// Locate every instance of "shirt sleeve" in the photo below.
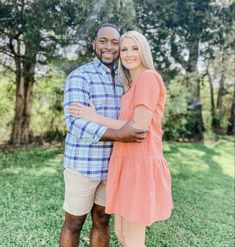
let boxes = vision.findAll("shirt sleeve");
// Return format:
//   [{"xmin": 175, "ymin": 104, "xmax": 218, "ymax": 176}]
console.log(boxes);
[
  {"xmin": 63, "ymin": 72, "xmax": 107, "ymax": 144},
  {"xmin": 134, "ymin": 70, "xmax": 162, "ymax": 112}
]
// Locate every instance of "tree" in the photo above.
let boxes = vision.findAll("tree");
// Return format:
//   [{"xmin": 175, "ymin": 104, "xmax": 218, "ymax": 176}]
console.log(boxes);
[
  {"xmin": 204, "ymin": 1, "xmax": 234, "ymax": 133},
  {"xmin": 0, "ymin": 0, "xmax": 139, "ymax": 144},
  {"xmin": 205, "ymin": 46, "xmax": 234, "ymax": 133},
  {"xmin": 0, "ymin": 0, "xmax": 99, "ymax": 144},
  {"xmin": 79, "ymin": 0, "xmax": 137, "ymax": 58},
  {"xmin": 134, "ymin": 0, "xmax": 233, "ymax": 139}
]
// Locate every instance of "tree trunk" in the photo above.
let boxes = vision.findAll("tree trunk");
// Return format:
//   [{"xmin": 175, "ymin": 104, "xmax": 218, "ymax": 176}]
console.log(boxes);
[
  {"xmin": 195, "ymin": 75, "xmax": 204, "ymax": 139},
  {"xmin": 216, "ymin": 74, "xmax": 226, "ymax": 112},
  {"xmin": 10, "ymin": 46, "xmax": 36, "ymax": 145},
  {"xmin": 216, "ymin": 50, "xmax": 226, "ymax": 113},
  {"xmin": 187, "ymin": 40, "xmax": 199, "ymax": 74},
  {"xmin": 10, "ymin": 75, "xmax": 34, "ymax": 144},
  {"xmin": 227, "ymin": 87, "xmax": 235, "ymax": 135},
  {"xmin": 207, "ymin": 68, "xmax": 220, "ymax": 131},
  {"xmin": 186, "ymin": 39, "xmax": 204, "ymax": 140}
]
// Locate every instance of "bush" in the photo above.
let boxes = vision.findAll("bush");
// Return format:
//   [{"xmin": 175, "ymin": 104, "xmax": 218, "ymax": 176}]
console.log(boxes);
[
  {"xmin": 163, "ymin": 76, "xmax": 189, "ymax": 140},
  {"xmin": 0, "ymin": 74, "xmax": 15, "ymax": 142},
  {"xmin": 30, "ymin": 68, "xmax": 67, "ymax": 140}
]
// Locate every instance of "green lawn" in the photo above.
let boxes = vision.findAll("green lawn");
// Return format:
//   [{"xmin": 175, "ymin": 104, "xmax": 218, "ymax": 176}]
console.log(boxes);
[{"xmin": 0, "ymin": 139, "xmax": 234, "ymax": 247}]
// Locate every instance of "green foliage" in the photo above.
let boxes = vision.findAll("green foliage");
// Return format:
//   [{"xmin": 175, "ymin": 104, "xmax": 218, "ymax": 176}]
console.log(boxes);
[
  {"xmin": 101, "ymin": 0, "xmax": 136, "ymax": 32},
  {"xmin": 0, "ymin": 0, "xmax": 96, "ymax": 57},
  {"xmin": 134, "ymin": 0, "xmax": 233, "ymax": 75},
  {"xmin": 79, "ymin": 0, "xmax": 138, "ymax": 58},
  {"xmin": 0, "ymin": 0, "xmax": 234, "ymax": 142},
  {"xmin": 0, "ymin": 139, "xmax": 234, "ymax": 246},
  {"xmin": 0, "ymin": 68, "xmax": 232, "ymax": 142},
  {"xmin": 30, "ymin": 67, "xmax": 66, "ymax": 141},
  {"xmin": 0, "ymin": 68, "xmax": 66, "ymax": 143},
  {"xmin": 200, "ymin": 74, "xmax": 234, "ymax": 134},
  {"xmin": 0, "ymin": 75, "xmax": 15, "ymax": 142},
  {"xmin": 200, "ymin": 80, "xmax": 213, "ymax": 131},
  {"xmin": 164, "ymin": 76, "xmax": 189, "ymax": 140}
]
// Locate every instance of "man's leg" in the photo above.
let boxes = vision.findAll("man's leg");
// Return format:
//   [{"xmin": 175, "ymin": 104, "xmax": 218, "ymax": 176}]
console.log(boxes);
[
  {"xmin": 59, "ymin": 212, "xmax": 87, "ymax": 247},
  {"xmin": 90, "ymin": 204, "xmax": 111, "ymax": 247},
  {"xmin": 61, "ymin": 168, "xmax": 100, "ymax": 246}
]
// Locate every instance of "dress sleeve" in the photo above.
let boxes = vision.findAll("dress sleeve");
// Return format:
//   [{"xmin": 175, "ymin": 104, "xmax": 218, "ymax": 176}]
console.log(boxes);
[{"xmin": 134, "ymin": 70, "xmax": 162, "ymax": 112}]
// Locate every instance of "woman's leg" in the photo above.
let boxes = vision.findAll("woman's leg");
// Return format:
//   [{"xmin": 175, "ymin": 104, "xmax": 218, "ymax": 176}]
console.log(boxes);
[
  {"xmin": 121, "ymin": 217, "xmax": 146, "ymax": 247},
  {"xmin": 114, "ymin": 214, "xmax": 125, "ymax": 246}
]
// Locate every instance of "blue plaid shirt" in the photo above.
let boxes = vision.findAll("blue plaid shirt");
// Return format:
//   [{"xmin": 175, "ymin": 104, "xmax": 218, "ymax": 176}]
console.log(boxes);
[{"xmin": 63, "ymin": 57, "xmax": 124, "ymax": 180}]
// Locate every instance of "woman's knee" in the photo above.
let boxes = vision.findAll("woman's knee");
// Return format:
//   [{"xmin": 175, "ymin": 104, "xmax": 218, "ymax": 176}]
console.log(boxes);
[{"xmin": 121, "ymin": 219, "xmax": 146, "ymax": 247}]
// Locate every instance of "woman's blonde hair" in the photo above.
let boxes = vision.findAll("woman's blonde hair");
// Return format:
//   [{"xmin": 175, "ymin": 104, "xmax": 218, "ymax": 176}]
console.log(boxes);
[{"xmin": 118, "ymin": 31, "xmax": 155, "ymax": 90}]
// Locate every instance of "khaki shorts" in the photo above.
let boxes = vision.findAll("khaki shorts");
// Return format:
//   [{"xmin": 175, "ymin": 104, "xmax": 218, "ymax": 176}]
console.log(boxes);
[{"xmin": 63, "ymin": 168, "xmax": 106, "ymax": 216}]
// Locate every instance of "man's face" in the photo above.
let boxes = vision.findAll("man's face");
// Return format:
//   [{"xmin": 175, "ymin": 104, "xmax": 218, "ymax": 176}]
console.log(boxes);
[{"xmin": 93, "ymin": 27, "xmax": 120, "ymax": 65}]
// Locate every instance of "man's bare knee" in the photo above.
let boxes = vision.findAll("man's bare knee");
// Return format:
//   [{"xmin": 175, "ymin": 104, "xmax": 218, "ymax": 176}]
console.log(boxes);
[
  {"xmin": 64, "ymin": 212, "xmax": 87, "ymax": 234},
  {"xmin": 91, "ymin": 204, "xmax": 110, "ymax": 228}
]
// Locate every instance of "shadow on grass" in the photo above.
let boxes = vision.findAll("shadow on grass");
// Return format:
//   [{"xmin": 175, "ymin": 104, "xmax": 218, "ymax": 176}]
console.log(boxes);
[
  {"xmin": 0, "ymin": 147, "xmax": 119, "ymax": 247},
  {"xmin": 149, "ymin": 140, "xmax": 235, "ymax": 247},
  {"xmin": 164, "ymin": 141, "xmax": 232, "ymax": 180},
  {"xmin": 0, "ymin": 147, "xmax": 63, "ymax": 171},
  {"xmin": 0, "ymin": 141, "xmax": 234, "ymax": 247}
]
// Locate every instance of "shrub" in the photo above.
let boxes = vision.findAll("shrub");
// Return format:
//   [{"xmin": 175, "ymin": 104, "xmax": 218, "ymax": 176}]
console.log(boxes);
[{"xmin": 163, "ymin": 76, "xmax": 189, "ymax": 140}]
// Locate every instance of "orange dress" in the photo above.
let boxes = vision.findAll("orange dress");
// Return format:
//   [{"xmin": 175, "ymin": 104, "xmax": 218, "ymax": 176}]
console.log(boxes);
[{"xmin": 105, "ymin": 70, "xmax": 173, "ymax": 226}]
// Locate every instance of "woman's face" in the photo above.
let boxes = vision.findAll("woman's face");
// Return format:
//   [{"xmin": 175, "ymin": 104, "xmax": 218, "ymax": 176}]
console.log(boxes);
[{"xmin": 120, "ymin": 37, "xmax": 143, "ymax": 71}]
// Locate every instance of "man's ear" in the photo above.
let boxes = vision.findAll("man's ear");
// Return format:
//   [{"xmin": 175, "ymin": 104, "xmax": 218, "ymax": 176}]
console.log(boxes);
[{"xmin": 92, "ymin": 41, "xmax": 95, "ymax": 50}]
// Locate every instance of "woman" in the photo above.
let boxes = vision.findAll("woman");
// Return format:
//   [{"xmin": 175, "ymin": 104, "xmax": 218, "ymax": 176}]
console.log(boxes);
[{"xmin": 70, "ymin": 31, "xmax": 173, "ymax": 247}]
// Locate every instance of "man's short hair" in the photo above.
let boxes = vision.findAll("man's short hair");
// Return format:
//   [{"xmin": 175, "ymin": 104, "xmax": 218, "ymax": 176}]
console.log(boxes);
[{"xmin": 94, "ymin": 23, "xmax": 120, "ymax": 40}]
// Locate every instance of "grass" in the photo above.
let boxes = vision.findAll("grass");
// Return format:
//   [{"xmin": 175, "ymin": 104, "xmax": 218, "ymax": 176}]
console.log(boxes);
[{"xmin": 0, "ymin": 139, "xmax": 234, "ymax": 247}]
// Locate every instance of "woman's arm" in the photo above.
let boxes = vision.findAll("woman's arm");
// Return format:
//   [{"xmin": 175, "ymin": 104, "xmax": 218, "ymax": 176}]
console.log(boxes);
[
  {"xmin": 69, "ymin": 102, "xmax": 126, "ymax": 129},
  {"xmin": 69, "ymin": 102, "xmax": 153, "ymax": 130},
  {"xmin": 97, "ymin": 104, "xmax": 153, "ymax": 130},
  {"xmin": 95, "ymin": 115, "xmax": 126, "ymax": 129},
  {"xmin": 131, "ymin": 105, "xmax": 153, "ymax": 129}
]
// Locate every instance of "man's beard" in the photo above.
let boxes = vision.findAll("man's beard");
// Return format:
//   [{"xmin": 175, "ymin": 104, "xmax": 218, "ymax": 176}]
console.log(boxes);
[{"xmin": 95, "ymin": 50, "xmax": 116, "ymax": 66}]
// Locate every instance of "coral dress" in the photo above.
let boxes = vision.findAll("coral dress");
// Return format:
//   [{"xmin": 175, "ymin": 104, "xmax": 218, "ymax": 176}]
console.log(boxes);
[{"xmin": 105, "ymin": 70, "xmax": 173, "ymax": 226}]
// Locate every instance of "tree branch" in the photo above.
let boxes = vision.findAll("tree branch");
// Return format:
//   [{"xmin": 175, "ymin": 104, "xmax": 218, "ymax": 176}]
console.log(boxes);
[{"xmin": 0, "ymin": 63, "xmax": 15, "ymax": 74}]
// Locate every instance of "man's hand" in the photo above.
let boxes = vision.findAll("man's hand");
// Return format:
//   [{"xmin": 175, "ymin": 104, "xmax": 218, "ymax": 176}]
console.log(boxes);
[{"xmin": 101, "ymin": 121, "xmax": 148, "ymax": 143}]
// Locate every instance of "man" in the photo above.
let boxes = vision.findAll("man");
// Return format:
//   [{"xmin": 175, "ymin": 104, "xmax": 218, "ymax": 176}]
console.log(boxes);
[{"xmin": 59, "ymin": 23, "xmax": 147, "ymax": 247}]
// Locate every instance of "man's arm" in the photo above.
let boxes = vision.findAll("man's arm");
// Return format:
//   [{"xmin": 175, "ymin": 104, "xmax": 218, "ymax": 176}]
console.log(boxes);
[
  {"xmin": 68, "ymin": 102, "xmax": 148, "ymax": 143},
  {"xmin": 64, "ymin": 73, "xmax": 107, "ymax": 143},
  {"xmin": 100, "ymin": 121, "xmax": 147, "ymax": 143}
]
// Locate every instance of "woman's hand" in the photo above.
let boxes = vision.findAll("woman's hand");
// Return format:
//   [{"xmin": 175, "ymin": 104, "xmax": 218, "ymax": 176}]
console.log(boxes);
[{"xmin": 69, "ymin": 100, "xmax": 98, "ymax": 122}]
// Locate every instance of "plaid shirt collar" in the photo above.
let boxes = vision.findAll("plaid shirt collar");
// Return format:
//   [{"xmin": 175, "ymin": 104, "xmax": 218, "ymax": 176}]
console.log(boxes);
[{"xmin": 93, "ymin": 57, "xmax": 118, "ymax": 75}]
